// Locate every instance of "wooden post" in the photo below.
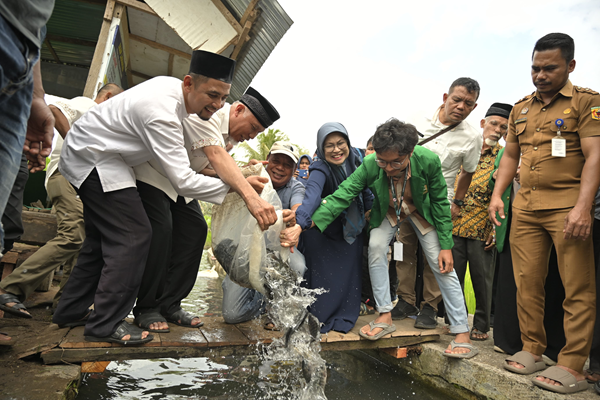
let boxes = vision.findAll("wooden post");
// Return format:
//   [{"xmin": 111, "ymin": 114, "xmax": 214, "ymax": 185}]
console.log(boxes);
[
  {"xmin": 83, "ymin": 0, "xmax": 116, "ymax": 98},
  {"xmin": 81, "ymin": 361, "xmax": 111, "ymax": 373}
]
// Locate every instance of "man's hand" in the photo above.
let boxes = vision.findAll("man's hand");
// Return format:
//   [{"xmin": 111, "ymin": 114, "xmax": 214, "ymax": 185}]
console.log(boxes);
[
  {"xmin": 564, "ymin": 206, "xmax": 592, "ymax": 240},
  {"xmin": 282, "ymin": 209, "xmax": 296, "ymax": 227},
  {"xmin": 514, "ymin": 167, "xmax": 521, "ymax": 185},
  {"xmin": 23, "ymin": 97, "xmax": 55, "ymax": 172},
  {"xmin": 245, "ymin": 195, "xmax": 277, "ymax": 231},
  {"xmin": 438, "ymin": 249, "xmax": 453, "ymax": 273},
  {"xmin": 450, "ymin": 203, "xmax": 461, "ymax": 219},
  {"xmin": 484, "ymin": 231, "xmax": 496, "ymax": 251},
  {"xmin": 488, "ymin": 195, "xmax": 505, "ymax": 227},
  {"xmin": 280, "ymin": 224, "xmax": 302, "ymax": 248},
  {"xmin": 247, "ymin": 159, "xmax": 268, "ymax": 167},
  {"xmin": 246, "ymin": 175, "xmax": 267, "ymax": 194}
]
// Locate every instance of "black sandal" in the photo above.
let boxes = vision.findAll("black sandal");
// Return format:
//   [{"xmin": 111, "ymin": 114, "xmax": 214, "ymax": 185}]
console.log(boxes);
[
  {"xmin": 134, "ymin": 311, "xmax": 170, "ymax": 333},
  {"xmin": 85, "ymin": 321, "xmax": 154, "ymax": 346},
  {"xmin": 164, "ymin": 309, "xmax": 203, "ymax": 328},
  {"xmin": 0, "ymin": 293, "xmax": 32, "ymax": 319}
]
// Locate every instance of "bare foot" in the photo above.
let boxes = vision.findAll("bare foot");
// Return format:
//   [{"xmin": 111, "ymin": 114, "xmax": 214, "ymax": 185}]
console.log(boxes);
[
  {"xmin": 148, "ymin": 321, "xmax": 169, "ymax": 331},
  {"xmin": 444, "ymin": 332, "xmax": 473, "ymax": 355},
  {"xmin": 506, "ymin": 350, "xmax": 542, "ymax": 370},
  {"xmin": 0, "ymin": 332, "xmax": 12, "ymax": 342},
  {"xmin": 585, "ymin": 369, "xmax": 600, "ymax": 383},
  {"xmin": 0, "ymin": 289, "xmax": 31, "ymax": 317},
  {"xmin": 361, "ymin": 312, "xmax": 392, "ymax": 337},
  {"xmin": 470, "ymin": 328, "xmax": 489, "ymax": 340},
  {"xmin": 536, "ymin": 365, "xmax": 585, "ymax": 386},
  {"xmin": 184, "ymin": 317, "xmax": 202, "ymax": 326},
  {"xmin": 121, "ymin": 330, "xmax": 150, "ymax": 341}
]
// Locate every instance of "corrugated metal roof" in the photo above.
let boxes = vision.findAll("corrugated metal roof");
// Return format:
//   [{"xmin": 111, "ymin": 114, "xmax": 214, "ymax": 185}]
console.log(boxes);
[{"xmin": 223, "ymin": 0, "xmax": 294, "ymax": 100}]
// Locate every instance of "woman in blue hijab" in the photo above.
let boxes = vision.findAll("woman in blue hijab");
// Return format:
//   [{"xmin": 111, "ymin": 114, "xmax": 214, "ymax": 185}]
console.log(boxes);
[{"xmin": 285, "ymin": 122, "xmax": 373, "ymax": 333}]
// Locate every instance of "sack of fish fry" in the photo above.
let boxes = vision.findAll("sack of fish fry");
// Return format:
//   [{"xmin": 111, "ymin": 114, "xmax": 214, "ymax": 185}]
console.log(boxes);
[{"xmin": 211, "ymin": 163, "xmax": 289, "ymax": 295}]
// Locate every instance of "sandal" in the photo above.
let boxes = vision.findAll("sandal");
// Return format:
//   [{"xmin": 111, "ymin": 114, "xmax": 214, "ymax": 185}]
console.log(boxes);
[
  {"xmin": 85, "ymin": 321, "xmax": 153, "ymax": 346},
  {"xmin": 470, "ymin": 327, "xmax": 489, "ymax": 341},
  {"xmin": 0, "ymin": 293, "xmax": 32, "ymax": 319},
  {"xmin": 532, "ymin": 366, "xmax": 589, "ymax": 394},
  {"xmin": 164, "ymin": 309, "xmax": 203, "ymax": 328},
  {"xmin": 504, "ymin": 351, "xmax": 546, "ymax": 375},
  {"xmin": 443, "ymin": 340, "xmax": 479, "ymax": 359},
  {"xmin": 0, "ymin": 331, "xmax": 15, "ymax": 346},
  {"xmin": 359, "ymin": 321, "xmax": 396, "ymax": 341},
  {"xmin": 134, "ymin": 312, "xmax": 170, "ymax": 333}
]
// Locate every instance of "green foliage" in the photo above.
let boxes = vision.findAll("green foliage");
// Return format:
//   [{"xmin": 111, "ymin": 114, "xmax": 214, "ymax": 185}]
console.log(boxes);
[
  {"xmin": 237, "ymin": 128, "xmax": 310, "ymax": 163},
  {"xmin": 464, "ymin": 264, "xmax": 476, "ymax": 315}
]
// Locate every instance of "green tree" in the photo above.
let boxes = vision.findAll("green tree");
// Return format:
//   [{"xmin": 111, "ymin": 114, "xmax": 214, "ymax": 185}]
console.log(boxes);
[{"xmin": 236, "ymin": 128, "xmax": 309, "ymax": 163}]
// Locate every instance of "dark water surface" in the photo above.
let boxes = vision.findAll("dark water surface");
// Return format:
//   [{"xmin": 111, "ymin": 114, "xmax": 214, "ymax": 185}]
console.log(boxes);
[{"xmin": 77, "ymin": 254, "xmax": 449, "ymax": 400}]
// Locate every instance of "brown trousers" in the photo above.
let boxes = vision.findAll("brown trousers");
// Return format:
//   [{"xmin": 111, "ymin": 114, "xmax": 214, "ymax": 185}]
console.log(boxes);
[
  {"xmin": 395, "ymin": 222, "xmax": 442, "ymax": 309},
  {"xmin": 510, "ymin": 207, "xmax": 596, "ymax": 372}
]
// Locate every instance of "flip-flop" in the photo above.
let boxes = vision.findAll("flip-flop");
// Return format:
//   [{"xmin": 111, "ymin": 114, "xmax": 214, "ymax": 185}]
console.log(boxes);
[
  {"xmin": 164, "ymin": 309, "xmax": 204, "ymax": 328},
  {"xmin": 443, "ymin": 340, "xmax": 479, "ymax": 359},
  {"xmin": 85, "ymin": 321, "xmax": 154, "ymax": 346},
  {"xmin": 359, "ymin": 321, "xmax": 396, "ymax": 341},
  {"xmin": 0, "ymin": 331, "xmax": 15, "ymax": 346},
  {"xmin": 0, "ymin": 293, "xmax": 32, "ymax": 319},
  {"xmin": 532, "ymin": 366, "xmax": 589, "ymax": 394},
  {"xmin": 469, "ymin": 327, "xmax": 489, "ymax": 341},
  {"xmin": 134, "ymin": 311, "xmax": 170, "ymax": 333},
  {"xmin": 504, "ymin": 351, "xmax": 546, "ymax": 375}
]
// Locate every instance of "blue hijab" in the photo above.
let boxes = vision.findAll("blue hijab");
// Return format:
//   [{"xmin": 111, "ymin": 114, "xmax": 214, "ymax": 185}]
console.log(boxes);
[{"xmin": 315, "ymin": 122, "xmax": 366, "ymax": 244}]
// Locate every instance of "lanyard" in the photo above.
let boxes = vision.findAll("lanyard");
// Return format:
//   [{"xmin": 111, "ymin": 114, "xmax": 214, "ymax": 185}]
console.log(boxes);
[{"xmin": 389, "ymin": 170, "xmax": 408, "ymax": 240}]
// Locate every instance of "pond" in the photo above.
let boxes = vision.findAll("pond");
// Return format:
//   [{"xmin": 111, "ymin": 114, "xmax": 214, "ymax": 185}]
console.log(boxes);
[{"xmin": 76, "ymin": 253, "xmax": 452, "ymax": 400}]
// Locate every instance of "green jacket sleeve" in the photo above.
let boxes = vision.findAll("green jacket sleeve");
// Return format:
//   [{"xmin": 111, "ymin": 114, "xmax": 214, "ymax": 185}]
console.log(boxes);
[
  {"xmin": 425, "ymin": 156, "xmax": 454, "ymax": 250},
  {"xmin": 311, "ymin": 162, "xmax": 369, "ymax": 232},
  {"xmin": 489, "ymin": 147, "xmax": 511, "ymax": 252}
]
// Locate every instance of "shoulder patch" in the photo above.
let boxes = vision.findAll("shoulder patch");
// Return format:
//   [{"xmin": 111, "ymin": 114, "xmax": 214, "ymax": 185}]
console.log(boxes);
[
  {"xmin": 575, "ymin": 86, "xmax": 599, "ymax": 95},
  {"xmin": 515, "ymin": 92, "xmax": 535, "ymax": 104}
]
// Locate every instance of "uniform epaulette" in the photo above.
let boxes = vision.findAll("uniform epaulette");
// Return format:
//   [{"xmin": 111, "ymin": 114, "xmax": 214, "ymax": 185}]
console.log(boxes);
[
  {"xmin": 574, "ymin": 86, "xmax": 599, "ymax": 95},
  {"xmin": 515, "ymin": 93, "xmax": 534, "ymax": 104}
]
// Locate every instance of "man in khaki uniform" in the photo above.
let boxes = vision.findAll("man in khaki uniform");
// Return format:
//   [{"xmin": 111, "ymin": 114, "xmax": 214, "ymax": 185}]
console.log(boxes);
[{"xmin": 490, "ymin": 32, "xmax": 600, "ymax": 394}]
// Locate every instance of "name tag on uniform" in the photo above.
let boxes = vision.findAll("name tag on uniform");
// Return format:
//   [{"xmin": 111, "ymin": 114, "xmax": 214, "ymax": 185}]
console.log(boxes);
[
  {"xmin": 552, "ymin": 136, "xmax": 566, "ymax": 157},
  {"xmin": 393, "ymin": 241, "xmax": 403, "ymax": 261}
]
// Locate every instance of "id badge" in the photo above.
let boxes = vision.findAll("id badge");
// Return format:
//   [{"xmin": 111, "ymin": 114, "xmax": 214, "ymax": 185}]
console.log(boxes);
[
  {"xmin": 393, "ymin": 241, "xmax": 403, "ymax": 261},
  {"xmin": 552, "ymin": 135, "xmax": 566, "ymax": 157}
]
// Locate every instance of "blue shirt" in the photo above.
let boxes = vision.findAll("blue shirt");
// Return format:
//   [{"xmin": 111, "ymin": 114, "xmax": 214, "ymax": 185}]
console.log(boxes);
[{"xmin": 275, "ymin": 178, "xmax": 305, "ymax": 209}]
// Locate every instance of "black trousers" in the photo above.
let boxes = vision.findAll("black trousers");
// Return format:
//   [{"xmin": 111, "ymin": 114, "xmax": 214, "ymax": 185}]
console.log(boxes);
[
  {"xmin": 53, "ymin": 169, "xmax": 152, "ymax": 337},
  {"xmin": 492, "ymin": 210, "xmax": 566, "ymax": 360},
  {"xmin": 134, "ymin": 181, "xmax": 207, "ymax": 318},
  {"xmin": 588, "ymin": 218, "xmax": 600, "ymax": 372},
  {"xmin": 1, "ymin": 153, "xmax": 27, "ymax": 252}
]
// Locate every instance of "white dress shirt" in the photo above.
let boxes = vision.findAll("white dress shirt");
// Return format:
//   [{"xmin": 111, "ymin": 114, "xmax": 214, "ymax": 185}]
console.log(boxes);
[
  {"xmin": 44, "ymin": 95, "xmax": 97, "ymax": 189},
  {"xmin": 133, "ymin": 103, "xmax": 234, "ymax": 203},
  {"xmin": 59, "ymin": 76, "xmax": 230, "ymax": 204},
  {"xmin": 410, "ymin": 107, "xmax": 482, "ymax": 201}
]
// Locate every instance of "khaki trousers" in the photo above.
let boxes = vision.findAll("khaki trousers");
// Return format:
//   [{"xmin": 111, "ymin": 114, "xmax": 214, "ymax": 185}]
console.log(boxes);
[
  {"xmin": 0, "ymin": 172, "xmax": 84, "ymax": 304},
  {"xmin": 395, "ymin": 222, "xmax": 442, "ymax": 310},
  {"xmin": 510, "ymin": 207, "xmax": 595, "ymax": 372}
]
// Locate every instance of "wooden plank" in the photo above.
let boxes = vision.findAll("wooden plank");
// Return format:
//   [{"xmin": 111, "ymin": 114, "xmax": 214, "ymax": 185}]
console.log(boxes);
[
  {"xmin": 44, "ymin": 38, "xmax": 61, "ymax": 63},
  {"xmin": 1, "ymin": 262, "xmax": 15, "ymax": 280},
  {"xmin": 82, "ymin": 361, "xmax": 111, "ymax": 373},
  {"xmin": 321, "ymin": 335, "xmax": 438, "ymax": 352},
  {"xmin": 83, "ymin": 0, "xmax": 116, "ymax": 98},
  {"xmin": 230, "ymin": 21, "xmax": 252, "ymax": 60},
  {"xmin": 234, "ymin": 316, "xmax": 283, "ymax": 344},
  {"xmin": 14, "ymin": 325, "xmax": 69, "ymax": 359},
  {"xmin": 116, "ymin": 0, "xmax": 156, "ymax": 15},
  {"xmin": 129, "ymin": 34, "xmax": 192, "ymax": 59},
  {"xmin": 20, "ymin": 211, "xmax": 57, "ymax": 245},
  {"xmin": 59, "ymin": 326, "xmax": 112, "ymax": 349},
  {"xmin": 198, "ymin": 316, "xmax": 248, "ymax": 347},
  {"xmin": 0, "ymin": 251, "xmax": 18, "ymax": 264},
  {"xmin": 239, "ymin": 0, "xmax": 259, "ymax": 27},
  {"xmin": 321, "ymin": 330, "xmax": 361, "ymax": 343},
  {"xmin": 159, "ymin": 325, "xmax": 208, "ymax": 347},
  {"xmin": 210, "ymin": 0, "xmax": 243, "ymax": 34}
]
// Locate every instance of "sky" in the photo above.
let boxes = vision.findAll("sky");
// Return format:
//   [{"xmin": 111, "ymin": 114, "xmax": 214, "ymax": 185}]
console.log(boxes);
[{"xmin": 248, "ymin": 0, "xmax": 600, "ymax": 155}]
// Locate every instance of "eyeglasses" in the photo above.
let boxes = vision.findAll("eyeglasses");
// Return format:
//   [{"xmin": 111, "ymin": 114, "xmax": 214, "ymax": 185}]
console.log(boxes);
[
  {"xmin": 376, "ymin": 155, "xmax": 409, "ymax": 170},
  {"xmin": 324, "ymin": 141, "xmax": 348, "ymax": 152}
]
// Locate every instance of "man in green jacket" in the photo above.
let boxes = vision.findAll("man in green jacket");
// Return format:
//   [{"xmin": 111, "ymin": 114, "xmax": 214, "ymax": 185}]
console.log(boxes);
[{"xmin": 311, "ymin": 118, "xmax": 476, "ymax": 357}]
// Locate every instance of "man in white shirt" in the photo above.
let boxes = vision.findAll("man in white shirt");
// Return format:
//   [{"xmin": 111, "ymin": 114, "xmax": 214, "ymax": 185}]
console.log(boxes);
[
  {"xmin": 52, "ymin": 51, "xmax": 276, "ymax": 345},
  {"xmin": 132, "ymin": 87, "xmax": 281, "ymax": 332},
  {"xmin": 392, "ymin": 78, "xmax": 482, "ymax": 330},
  {"xmin": 0, "ymin": 84, "xmax": 122, "ymax": 319}
]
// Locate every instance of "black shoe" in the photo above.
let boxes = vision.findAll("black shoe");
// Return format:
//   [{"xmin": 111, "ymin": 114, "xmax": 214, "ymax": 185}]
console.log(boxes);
[
  {"xmin": 414, "ymin": 304, "xmax": 437, "ymax": 329},
  {"xmin": 390, "ymin": 298, "xmax": 419, "ymax": 320}
]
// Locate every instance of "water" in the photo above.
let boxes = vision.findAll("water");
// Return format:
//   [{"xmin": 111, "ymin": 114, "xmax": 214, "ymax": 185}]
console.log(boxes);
[{"xmin": 77, "ymin": 253, "xmax": 450, "ymax": 400}]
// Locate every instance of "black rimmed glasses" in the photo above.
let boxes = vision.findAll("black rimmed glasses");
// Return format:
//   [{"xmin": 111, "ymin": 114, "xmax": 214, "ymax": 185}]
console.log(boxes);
[{"xmin": 376, "ymin": 155, "xmax": 409, "ymax": 170}]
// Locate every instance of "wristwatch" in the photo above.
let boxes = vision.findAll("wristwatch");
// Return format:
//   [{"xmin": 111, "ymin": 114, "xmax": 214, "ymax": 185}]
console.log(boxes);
[{"xmin": 453, "ymin": 198, "xmax": 465, "ymax": 206}]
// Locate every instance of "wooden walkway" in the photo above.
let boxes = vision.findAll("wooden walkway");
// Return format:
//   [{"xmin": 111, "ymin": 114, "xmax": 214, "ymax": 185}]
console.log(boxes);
[{"xmin": 16, "ymin": 315, "xmax": 441, "ymax": 366}]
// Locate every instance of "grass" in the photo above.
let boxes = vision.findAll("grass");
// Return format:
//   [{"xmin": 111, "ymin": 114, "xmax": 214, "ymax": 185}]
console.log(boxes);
[{"xmin": 464, "ymin": 264, "xmax": 476, "ymax": 314}]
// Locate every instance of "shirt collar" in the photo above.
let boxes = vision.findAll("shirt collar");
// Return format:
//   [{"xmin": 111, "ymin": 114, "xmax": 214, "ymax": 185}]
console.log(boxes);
[
  {"xmin": 431, "ymin": 106, "xmax": 461, "ymax": 131},
  {"xmin": 534, "ymin": 79, "xmax": 573, "ymax": 102}
]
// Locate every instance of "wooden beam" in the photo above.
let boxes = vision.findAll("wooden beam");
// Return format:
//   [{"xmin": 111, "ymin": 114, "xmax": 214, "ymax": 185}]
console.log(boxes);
[
  {"xmin": 81, "ymin": 361, "xmax": 111, "ymax": 373},
  {"xmin": 167, "ymin": 53, "xmax": 174, "ymax": 76},
  {"xmin": 83, "ymin": 0, "xmax": 117, "ymax": 98},
  {"xmin": 239, "ymin": 0, "xmax": 259, "ymax": 26},
  {"xmin": 116, "ymin": 0, "xmax": 156, "ymax": 15},
  {"xmin": 131, "ymin": 70, "xmax": 153, "ymax": 81},
  {"xmin": 210, "ymin": 0, "xmax": 242, "ymax": 34},
  {"xmin": 129, "ymin": 33, "xmax": 191, "ymax": 59},
  {"xmin": 46, "ymin": 34, "xmax": 96, "ymax": 48},
  {"xmin": 44, "ymin": 38, "xmax": 61, "ymax": 63},
  {"xmin": 230, "ymin": 20, "xmax": 252, "ymax": 60}
]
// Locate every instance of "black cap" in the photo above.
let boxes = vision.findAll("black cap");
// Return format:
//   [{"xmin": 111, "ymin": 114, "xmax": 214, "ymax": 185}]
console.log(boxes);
[
  {"xmin": 240, "ymin": 87, "xmax": 280, "ymax": 128},
  {"xmin": 485, "ymin": 103, "xmax": 513, "ymax": 119},
  {"xmin": 188, "ymin": 50, "xmax": 235, "ymax": 83}
]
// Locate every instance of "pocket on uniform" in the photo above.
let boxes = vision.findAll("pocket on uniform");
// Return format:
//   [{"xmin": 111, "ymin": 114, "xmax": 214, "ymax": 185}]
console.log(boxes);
[{"xmin": 549, "ymin": 117, "xmax": 578, "ymax": 133}]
